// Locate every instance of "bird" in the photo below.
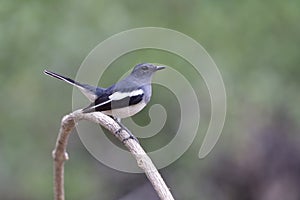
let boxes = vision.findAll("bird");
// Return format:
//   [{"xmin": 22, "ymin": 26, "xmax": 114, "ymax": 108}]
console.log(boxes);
[{"xmin": 44, "ymin": 63, "xmax": 165, "ymax": 141}]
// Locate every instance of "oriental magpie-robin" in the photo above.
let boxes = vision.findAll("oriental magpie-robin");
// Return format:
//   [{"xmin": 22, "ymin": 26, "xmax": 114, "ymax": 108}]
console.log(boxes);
[{"xmin": 44, "ymin": 63, "xmax": 165, "ymax": 140}]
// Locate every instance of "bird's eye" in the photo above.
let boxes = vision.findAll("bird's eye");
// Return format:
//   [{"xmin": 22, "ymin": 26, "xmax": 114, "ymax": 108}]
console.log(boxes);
[{"xmin": 142, "ymin": 66, "xmax": 148, "ymax": 70}]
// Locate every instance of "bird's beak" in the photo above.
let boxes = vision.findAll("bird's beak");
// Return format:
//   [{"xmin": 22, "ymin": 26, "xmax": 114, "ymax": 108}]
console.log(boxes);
[{"xmin": 155, "ymin": 66, "xmax": 166, "ymax": 71}]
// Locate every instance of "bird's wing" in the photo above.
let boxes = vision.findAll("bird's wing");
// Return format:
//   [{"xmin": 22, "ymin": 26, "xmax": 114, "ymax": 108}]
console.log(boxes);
[
  {"xmin": 44, "ymin": 70, "xmax": 103, "ymax": 102},
  {"xmin": 82, "ymin": 88, "xmax": 144, "ymax": 113}
]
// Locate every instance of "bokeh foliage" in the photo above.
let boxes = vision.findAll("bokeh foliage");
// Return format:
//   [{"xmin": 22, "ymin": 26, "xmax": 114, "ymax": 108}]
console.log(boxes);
[{"xmin": 0, "ymin": 0, "xmax": 299, "ymax": 199}]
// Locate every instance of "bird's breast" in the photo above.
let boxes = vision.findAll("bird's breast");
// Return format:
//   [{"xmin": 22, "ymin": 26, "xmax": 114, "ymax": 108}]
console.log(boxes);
[{"xmin": 101, "ymin": 101, "xmax": 147, "ymax": 118}]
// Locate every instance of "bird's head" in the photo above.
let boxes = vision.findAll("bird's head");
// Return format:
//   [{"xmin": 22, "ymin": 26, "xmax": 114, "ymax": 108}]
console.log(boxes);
[{"xmin": 131, "ymin": 63, "xmax": 165, "ymax": 80}]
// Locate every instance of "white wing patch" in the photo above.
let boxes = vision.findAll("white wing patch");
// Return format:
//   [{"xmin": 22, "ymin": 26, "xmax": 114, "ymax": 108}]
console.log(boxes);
[
  {"xmin": 88, "ymin": 99, "xmax": 112, "ymax": 110},
  {"xmin": 108, "ymin": 89, "xmax": 144, "ymax": 101},
  {"xmin": 87, "ymin": 89, "xmax": 144, "ymax": 111}
]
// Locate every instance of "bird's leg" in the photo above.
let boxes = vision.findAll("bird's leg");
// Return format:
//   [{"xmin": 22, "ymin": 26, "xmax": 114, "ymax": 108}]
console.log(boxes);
[{"xmin": 113, "ymin": 117, "xmax": 139, "ymax": 143}]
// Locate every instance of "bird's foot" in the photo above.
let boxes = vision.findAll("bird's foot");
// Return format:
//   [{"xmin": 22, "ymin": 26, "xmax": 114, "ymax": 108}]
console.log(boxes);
[
  {"xmin": 122, "ymin": 132, "xmax": 139, "ymax": 143},
  {"xmin": 114, "ymin": 119, "xmax": 139, "ymax": 143}
]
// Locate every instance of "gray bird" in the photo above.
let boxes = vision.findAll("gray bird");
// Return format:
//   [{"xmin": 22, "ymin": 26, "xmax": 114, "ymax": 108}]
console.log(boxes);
[{"xmin": 44, "ymin": 63, "xmax": 165, "ymax": 140}]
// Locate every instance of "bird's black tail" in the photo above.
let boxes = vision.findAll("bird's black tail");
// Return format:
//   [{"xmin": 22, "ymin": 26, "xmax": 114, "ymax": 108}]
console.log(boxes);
[
  {"xmin": 44, "ymin": 69, "xmax": 103, "ymax": 102},
  {"xmin": 44, "ymin": 70, "xmax": 80, "ymax": 86}
]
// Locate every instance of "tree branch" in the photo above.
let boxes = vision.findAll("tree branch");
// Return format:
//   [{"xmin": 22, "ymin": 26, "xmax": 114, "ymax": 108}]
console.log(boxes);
[{"xmin": 52, "ymin": 110, "xmax": 174, "ymax": 200}]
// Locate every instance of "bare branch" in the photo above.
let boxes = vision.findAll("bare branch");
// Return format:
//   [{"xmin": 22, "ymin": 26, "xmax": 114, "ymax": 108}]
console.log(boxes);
[{"xmin": 52, "ymin": 110, "xmax": 174, "ymax": 200}]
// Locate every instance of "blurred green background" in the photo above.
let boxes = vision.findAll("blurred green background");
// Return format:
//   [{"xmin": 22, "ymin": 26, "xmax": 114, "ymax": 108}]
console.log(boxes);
[{"xmin": 1, "ymin": 0, "xmax": 300, "ymax": 199}]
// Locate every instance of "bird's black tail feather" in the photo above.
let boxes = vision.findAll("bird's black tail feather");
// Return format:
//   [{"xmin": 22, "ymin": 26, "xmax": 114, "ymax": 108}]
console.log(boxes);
[
  {"xmin": 44, "ymin": 70, "xmax": 80, "ymax": 86},
  {"xmin": 44, "ymin": 69, "xmax": 103, "ymax": 102}
]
